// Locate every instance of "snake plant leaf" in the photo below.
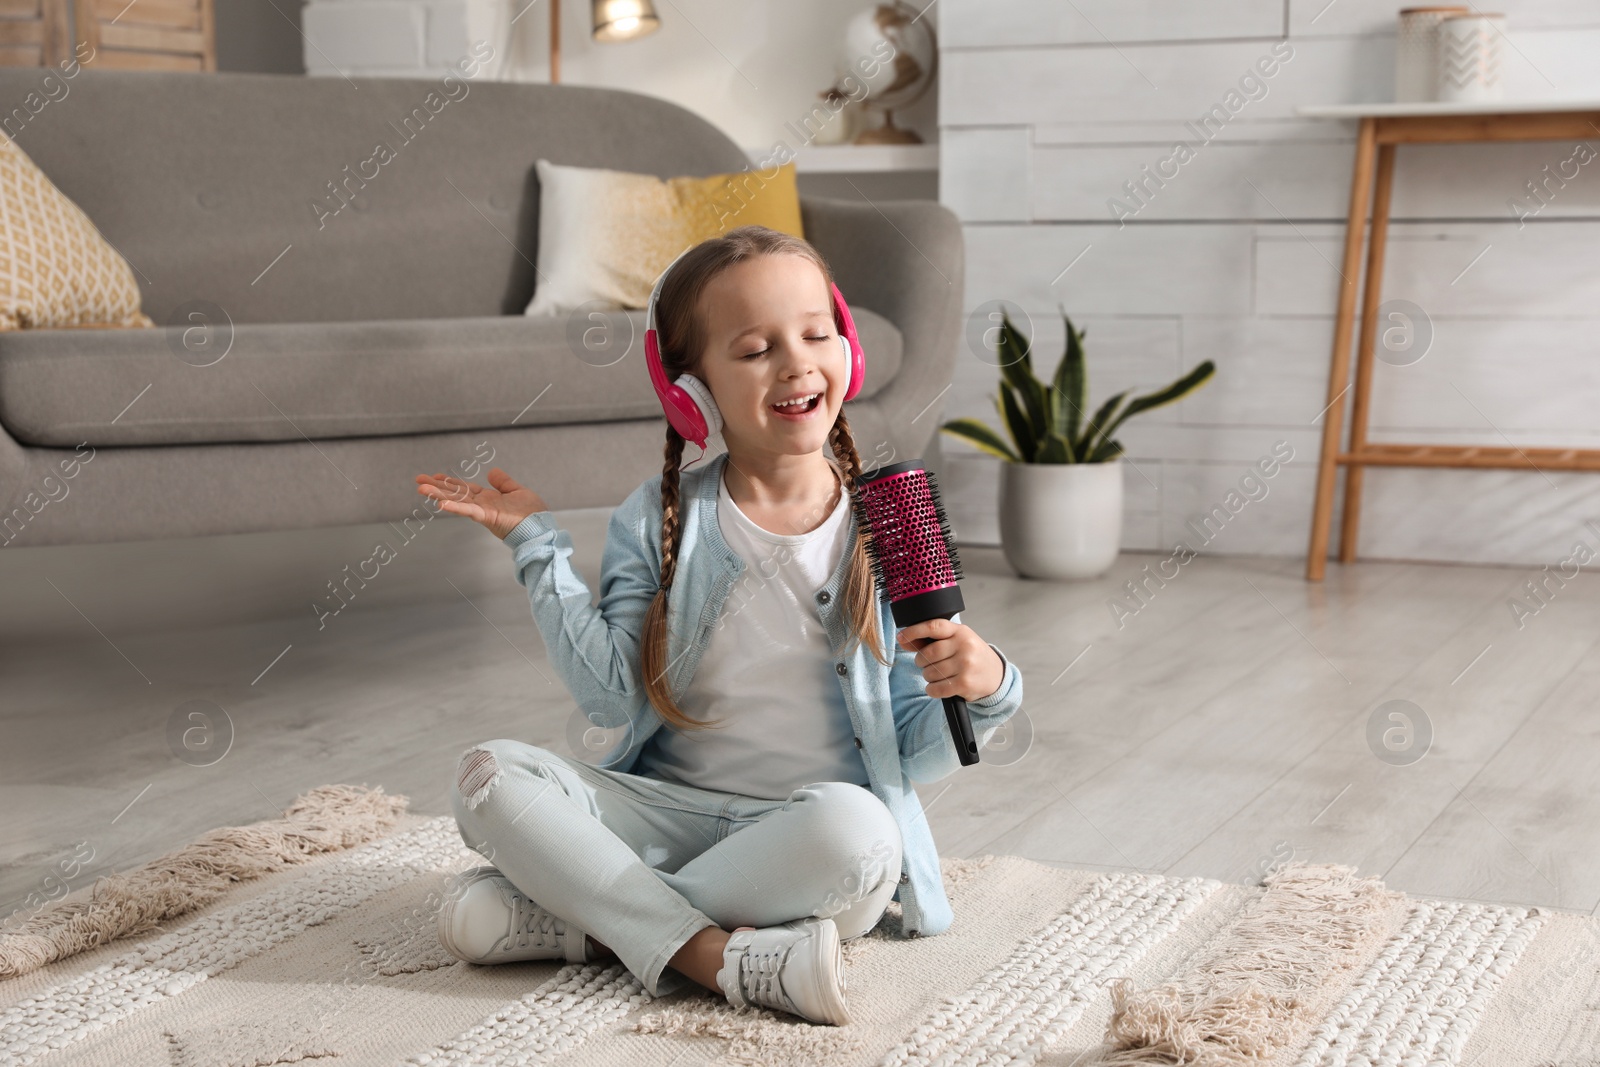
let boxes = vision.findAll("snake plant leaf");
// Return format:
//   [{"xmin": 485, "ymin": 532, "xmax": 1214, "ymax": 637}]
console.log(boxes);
[
  {"xmin": 1088, "ymin": 438, "xmax": 1125, "ymax": 463},
  {"xmin": 1036, "ymin": 390, "xmax": 1075, "ymax": 460},
  {"xmin": 1041, "ymin": 388, "xmax": 1059, "ymax": 455},
  {"xmin": 941, "ymin": 418, "xmax": 1021, "ymax": 462},
  {"xmin": 997, "ymin": 384, "xmax": 1038, "ymax": 461},
  {"xmin": 1043, "ymin": 390, "xmax": 1068, "ymax": 460},
  {"xmin": 995, "ymin": 312, "xmax": 1048, "ymax": 440},
  {"xmin": 1087, "ymin": 360, "xmax": 1216, "ymax": 459},
  {"xmin": 1076, "ymin": 388, "xmax": 1130, "ymax": 462},
  {"xmin": 1051, "ymin": 308, "xmax": 1087, "ymax": 446},
  {"xmin": 994, "ymin": 308, "xmax": 1034, "ymax": 376},
  {"xmin": 1035, "ymin": 432, "xmax": 1074, "ymax": 463}
]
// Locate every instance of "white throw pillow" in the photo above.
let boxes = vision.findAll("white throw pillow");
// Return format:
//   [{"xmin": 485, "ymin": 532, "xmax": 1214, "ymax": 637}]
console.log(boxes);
[{"xmin": 522, "ymin": 158, "xmax": 697, "ymax": 318}]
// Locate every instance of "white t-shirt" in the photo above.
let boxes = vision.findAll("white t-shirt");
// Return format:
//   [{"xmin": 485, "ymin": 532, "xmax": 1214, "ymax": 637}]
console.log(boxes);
[{"xmin": 635, "ymin": 466, "xmax": 872, "ymax": 800}]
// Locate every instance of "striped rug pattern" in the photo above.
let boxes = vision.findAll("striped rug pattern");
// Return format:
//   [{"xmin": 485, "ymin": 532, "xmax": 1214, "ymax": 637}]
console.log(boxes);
[{"xmin": 2, "ymin": 810, "xmax": 1595, "ymax": 1067}]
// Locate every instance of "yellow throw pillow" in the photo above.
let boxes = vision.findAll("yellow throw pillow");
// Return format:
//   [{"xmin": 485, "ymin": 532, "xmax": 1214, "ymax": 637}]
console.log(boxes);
[
  {"xmin": 670, "ymin": 161, "xmax": 804, "ymax": 241},
  {"xmin": 524, "ymin": 158, "xmax": 804, "ymax": 317},
  {"xmin": 0, "ymin": 137, "xmax": 153, "ymax": 331}
]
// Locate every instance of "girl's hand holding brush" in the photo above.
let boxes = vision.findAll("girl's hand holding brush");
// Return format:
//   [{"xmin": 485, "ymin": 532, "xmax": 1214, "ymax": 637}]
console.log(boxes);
[
  {"xmin": 414, "ymin": 468, "xmax": 548, "ymax": 541},
  {"xmin": 895, "ymin": 618, "xmax": 1006, "ymax": 704}
]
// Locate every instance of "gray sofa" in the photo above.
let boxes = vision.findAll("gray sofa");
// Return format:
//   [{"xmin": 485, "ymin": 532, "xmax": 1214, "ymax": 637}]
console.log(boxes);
[{"xmin": 0, "ymin": 69, "xmax": 963, "ymax": 547}]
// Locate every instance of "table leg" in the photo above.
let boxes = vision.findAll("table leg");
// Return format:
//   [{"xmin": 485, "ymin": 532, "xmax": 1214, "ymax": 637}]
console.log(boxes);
[
  {"xmin": 1339, "ymin": 142, "xmax": 1397, "ymax": 563},
  {"xmin": 1306, "ymin": 117, "xmax": 1378, "ymax": 581}
]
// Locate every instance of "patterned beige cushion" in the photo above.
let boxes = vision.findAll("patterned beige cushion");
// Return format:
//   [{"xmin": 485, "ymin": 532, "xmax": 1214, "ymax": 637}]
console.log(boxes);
[{"xmin": 0, "ymin": 136, "xmax": 154, "ymax": 331}]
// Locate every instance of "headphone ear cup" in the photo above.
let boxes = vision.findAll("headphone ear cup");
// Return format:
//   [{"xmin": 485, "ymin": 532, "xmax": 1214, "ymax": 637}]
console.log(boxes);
[
  {"xmin": 839, "ymin": 334, "xmax": 853, "ymax": 392},
  {"xmin": 674, "ymin": 373, "xmax": 723, "ymax": 441},
  {"xmin": 646, "ymin": 328, "xmax": 711, "ymax": 448}
]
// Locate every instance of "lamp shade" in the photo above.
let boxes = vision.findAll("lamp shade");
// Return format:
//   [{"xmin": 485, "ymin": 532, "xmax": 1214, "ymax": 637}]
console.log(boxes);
[{"xmin": 592, "ymin": 0, "xmax": 660, "ymax": 41}]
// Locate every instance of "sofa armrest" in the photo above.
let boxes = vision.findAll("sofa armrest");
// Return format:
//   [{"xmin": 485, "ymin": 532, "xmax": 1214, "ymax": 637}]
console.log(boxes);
[{"xmin": 800, "ymin": 196, "xmax": 964, "ymax": 464}]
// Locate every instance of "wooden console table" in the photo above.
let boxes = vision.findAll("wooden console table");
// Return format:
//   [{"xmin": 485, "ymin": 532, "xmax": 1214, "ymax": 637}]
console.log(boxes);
[{"xmin": 1298, "ymin": 100, "xmax": 1600, "ymax": 581}]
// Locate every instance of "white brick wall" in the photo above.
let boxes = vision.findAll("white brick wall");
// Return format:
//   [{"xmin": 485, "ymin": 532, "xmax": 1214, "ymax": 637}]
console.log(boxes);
[
  {"xmin": 303, "ymin": 0, "xmax": 494, "ymax": 77},
  {"xmin": 424, "ymin": 0, "xmax": 470, "ymax": 66},
  {"xmin": 936, "ymin": 0, "xmax": 1600, "ymax": 566},
  {"xmin": 303, "ymin": 2, "xmax": 426, "ymax": 73}
]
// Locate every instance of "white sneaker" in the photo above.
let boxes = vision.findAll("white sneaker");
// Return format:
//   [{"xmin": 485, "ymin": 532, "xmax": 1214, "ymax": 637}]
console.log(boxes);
[
  {"xmin": 436, "ymin": 866, "xmax": 593, "ymax": 965},
  {"xmin": 715, "ymin": 916, "xmax": 850, "ymax": 1026}
]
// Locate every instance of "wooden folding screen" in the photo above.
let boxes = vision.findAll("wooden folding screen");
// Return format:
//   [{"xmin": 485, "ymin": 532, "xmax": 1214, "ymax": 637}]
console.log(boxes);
[
  {"xmin": 0, "ymin": 0, "xmax": 214, "ymax": 70},
  {"xmin": 0, "ymin": 0, "xmax": 71, "ymax": 67}
]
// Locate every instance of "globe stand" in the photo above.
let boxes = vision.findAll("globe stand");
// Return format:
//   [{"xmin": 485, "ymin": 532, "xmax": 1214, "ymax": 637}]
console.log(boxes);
[{"xmin": 853, "ymin": 109, "xmax": 922, "ymax": 145}]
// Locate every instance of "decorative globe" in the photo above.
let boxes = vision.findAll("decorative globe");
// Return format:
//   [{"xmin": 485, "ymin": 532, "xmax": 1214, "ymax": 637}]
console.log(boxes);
[{"xmin": 840, "ymin": 1, "xmax": 936, "ymax": 142}]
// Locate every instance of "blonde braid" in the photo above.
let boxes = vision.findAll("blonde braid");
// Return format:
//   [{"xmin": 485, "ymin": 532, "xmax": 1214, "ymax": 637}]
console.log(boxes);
[
  {"xmin": 640, "ymin": 427, "xmax": 729, "ymax": 731},
  {"xmin": 829, "ymin": 413, "xmax": 890, "ymax": 666}
]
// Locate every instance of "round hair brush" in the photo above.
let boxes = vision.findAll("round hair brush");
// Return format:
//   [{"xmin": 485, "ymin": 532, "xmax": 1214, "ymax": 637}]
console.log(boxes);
[{"xmin": 849, "ymin": 459, "xmax": 980, "ymax": 767}]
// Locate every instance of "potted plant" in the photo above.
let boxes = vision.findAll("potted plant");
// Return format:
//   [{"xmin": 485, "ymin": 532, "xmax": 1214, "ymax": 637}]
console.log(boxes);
[{"xmin": 940, "ymin": 309, "xmax": 1216, "ymax": 580}]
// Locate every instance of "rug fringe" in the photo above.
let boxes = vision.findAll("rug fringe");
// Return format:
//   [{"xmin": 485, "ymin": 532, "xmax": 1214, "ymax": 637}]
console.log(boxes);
[
  {"xmin": 0, "ymin": 783, "xmax": 408, "ymax": 981},
  {"xmin": 1100, "ymin": 862, "xmax": 1402, "ymax": 1065},
  {"xmin": 941, "ymin": 852, "xmax": 1001, "ymax": 893}
]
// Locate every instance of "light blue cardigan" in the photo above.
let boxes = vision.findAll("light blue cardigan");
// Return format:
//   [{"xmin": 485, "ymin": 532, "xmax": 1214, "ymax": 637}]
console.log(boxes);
[{"xmin": 501, "ymin": 449, "xmax": 1025, "ymax": 938}]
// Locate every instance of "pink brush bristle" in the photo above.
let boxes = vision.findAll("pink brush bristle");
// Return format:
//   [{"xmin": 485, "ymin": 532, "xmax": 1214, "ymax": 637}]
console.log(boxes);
[{"xmin": 850, "ymin": 462, "xmax": 964, "ymax": 605}]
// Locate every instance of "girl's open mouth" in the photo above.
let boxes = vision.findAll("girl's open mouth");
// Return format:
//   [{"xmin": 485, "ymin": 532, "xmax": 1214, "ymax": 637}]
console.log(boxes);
[{"xmin": 770, "ymin": 392, "xmax": 822, "ymax": 419}]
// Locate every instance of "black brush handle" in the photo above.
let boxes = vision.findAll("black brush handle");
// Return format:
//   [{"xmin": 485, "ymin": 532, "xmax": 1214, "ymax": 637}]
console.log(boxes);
[
  {"xmin": 946, "ymin": 695, "xmax": 979, "ymax": 766},
  {"xmin": 912, "ymin": 611, "xmax": 979, "ymax": 766}
]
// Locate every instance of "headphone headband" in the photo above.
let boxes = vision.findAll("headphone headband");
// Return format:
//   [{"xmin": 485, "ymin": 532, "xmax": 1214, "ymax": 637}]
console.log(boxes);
[{"xmin": 644, "ymin": 244, "xmax": 697, "ymax": 340}]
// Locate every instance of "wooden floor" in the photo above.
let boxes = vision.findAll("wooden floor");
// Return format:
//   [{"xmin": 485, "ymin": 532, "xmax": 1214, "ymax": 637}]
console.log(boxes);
[{"xmin": 3, "ymin": 504, "xmax": 1597, "ymax": 921}]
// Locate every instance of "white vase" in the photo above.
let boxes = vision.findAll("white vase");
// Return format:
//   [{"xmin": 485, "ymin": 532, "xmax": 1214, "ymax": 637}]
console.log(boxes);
[
  {"xmin": 809, "ymin": 98, "xmax": 857, "ymax": 146},
  {"xmin": 1437, "ymin": 13, "xmax": 1506, "ymax": 103},
  {"xmin": 998, "ymin": 459, "xmax": 1123, "ymax": 580},
  {"xmin": 1395, "ymin": 6, "xmax": 1469, "ymax": 103}
]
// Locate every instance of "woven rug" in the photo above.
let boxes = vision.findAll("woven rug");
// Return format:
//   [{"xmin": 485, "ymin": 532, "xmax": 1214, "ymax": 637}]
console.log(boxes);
[{"xmin": 4, "ymin": 796, "xmax": 1599, "ymax": 1067}]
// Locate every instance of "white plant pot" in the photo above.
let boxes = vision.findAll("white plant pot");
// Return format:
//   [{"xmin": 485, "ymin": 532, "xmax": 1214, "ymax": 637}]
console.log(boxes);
[{"xmin": 998, "ymin": 459, "xmax": 1123, "ymax": 580}]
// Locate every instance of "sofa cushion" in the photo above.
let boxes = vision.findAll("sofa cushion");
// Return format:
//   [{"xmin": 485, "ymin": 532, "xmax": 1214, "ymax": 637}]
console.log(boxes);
[{"xmin": 0, "ymin": 307, "xmax": 903, "ymax": 447}]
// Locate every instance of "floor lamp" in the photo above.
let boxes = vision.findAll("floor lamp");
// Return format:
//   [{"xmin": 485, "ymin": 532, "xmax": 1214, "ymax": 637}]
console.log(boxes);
[{"xmin": 550, "ymin": 0, "xmax": 661, "ymax": 83}]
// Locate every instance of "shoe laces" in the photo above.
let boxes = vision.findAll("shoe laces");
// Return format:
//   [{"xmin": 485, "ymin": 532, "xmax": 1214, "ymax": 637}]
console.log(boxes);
[
  {"xmin": 734, "ymin": 940, "xmax": 792, "ymax": 1012},
  {"xmin": 507, "ymin": 889, "xmax": 563, "ymax": 952}
]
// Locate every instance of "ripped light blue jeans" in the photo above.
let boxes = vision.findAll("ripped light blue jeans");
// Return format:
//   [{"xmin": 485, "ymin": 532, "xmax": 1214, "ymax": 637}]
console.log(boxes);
[{"xmin": 449, "ymin": 738, "xmax": 905, "ymax": 997}]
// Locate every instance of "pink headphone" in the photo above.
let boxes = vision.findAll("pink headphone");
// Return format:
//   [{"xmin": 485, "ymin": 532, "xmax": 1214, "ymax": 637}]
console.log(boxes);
[{"xmin": 643, "ymin": 245, "xmax": 866, "ymax": 450}]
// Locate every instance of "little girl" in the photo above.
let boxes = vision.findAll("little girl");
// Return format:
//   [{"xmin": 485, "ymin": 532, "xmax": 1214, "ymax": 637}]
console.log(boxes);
[{"xmin": 414, "ymin": 225, "xmax": 1024, "ymax": 1026}]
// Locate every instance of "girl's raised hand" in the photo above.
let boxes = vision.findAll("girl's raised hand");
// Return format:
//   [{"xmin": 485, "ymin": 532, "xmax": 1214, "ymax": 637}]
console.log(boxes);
[{"xmin": 414, "ymin": 467, "xmax": 549, "ymax": 540}]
